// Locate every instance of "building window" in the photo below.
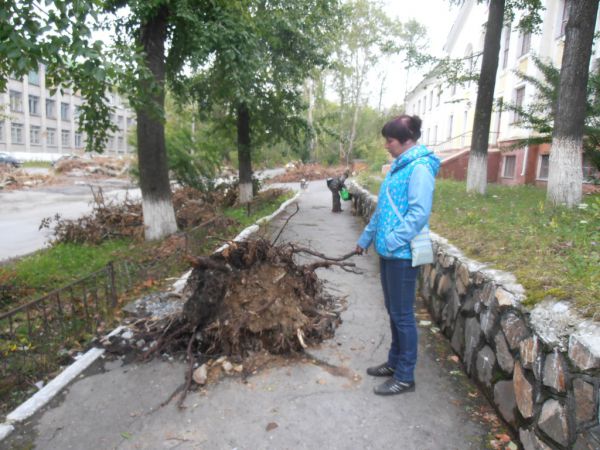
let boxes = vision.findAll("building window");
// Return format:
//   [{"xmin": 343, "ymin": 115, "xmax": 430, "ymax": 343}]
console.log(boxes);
[
  {"xmin": 518, "ymin": 32, "xmax": 531, "ymax": 57},
  {"xmin": 433, "ymin": 125, "xmax": 438, "ymax": 145},
  {"xmin": 61, "ymin": 130, "xmax": 70, "ymax": 147},
  {"xmin": 47, "ymin": 127, "xmax": 56, "ymax": 146},
  {"xmin": 502, "ymin": 27, "xmax": 511, "ymax": 69},
  {"xmin": 11, "ymin": 123, "xmax": 24, "ymax": 144},
  {"xmin": 107, "ymin": 136, "xmax": 115, "ymax": 149},
  {"xmin": 127, "ymin": 117, "xmax": 134, "ymax": 127},
  {"xmin": 28, "ymin": 69, "xmax": 40, "ymax": 85},
  {"xmin": 436, "ymin": 89, "xmax": 441, "ymax": 106},
  {"xmin": 46, "ymin": 99, "xmax": 56, "ymax": 118},
  {"xmin": 429, "ymin": 91, "xmax": 433, "ymax": 110},
  {"xmin": 28, "ymin": 95, "xmax": 40, "ymax": 116},
  {"xmin": 558, "ymin": 1, "xmax": 569, "ymax": 37},
  {"xmin": 117, "ymin": 115, "xmax": 124, "ymax": 128},
  {"xmin": 461, "ymin": 110, "xmax": 468, "ymax": 147},
  {"xmin": 422, "ymin": 97, "xmax": 427, "ymax": 114},
  {"xmin": 514, "ymin": 87, "xmax": 525, "ymax": 123},
  {"xmin": 118, "ymin": 136, "xmax": 124, "ymax": 151},
  {"xmin": 417, "ymin": 100, "xmax": 421, "ymax": 114},
  {"xmin": 583, "ymin": 155, "xmax": 596, "ymax": 181},
  {"xmin": 447, "ymin": 115, "xmax": 454, "ymax": 140},
  {"xmin": 451, "ymin": 83, "xmax": 457, "ymax": 96},
  {"xmin": 9, "ymin": 91, "xmax": 23, "ymax": 112},
  {"xmin": 538, "ymin": 154, "xmax": 550, "ymax": 180},
  {"xmin": 494, "ymin": 98, "xmax": 503, "ymax": 144},
  {"xmin": 30, "ymin": 125, "xmax": 41, "ymax": 145},
  {"xmin": 73, "ymin": 105, "xmax": 82, "ymax": 119},
  {"xmin": 75, "ymin": 132, "xmax": 83, "ymax": 148},
  {"xmin": 61, "ymin": 102, "xmax": 70, "ymax": 120},
  {"xmin": 503, "ymin": 155, "xmax": 517, "ymax": 178},
  {"xmin": 0, "ymin": 121, "xmax": 4, "ymax": 142}
]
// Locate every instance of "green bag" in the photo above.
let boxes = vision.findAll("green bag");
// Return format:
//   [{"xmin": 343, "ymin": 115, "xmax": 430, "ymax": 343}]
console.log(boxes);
[{"xmin": 340, "ymin": 187, "xmax": 351, "ymax": 201}]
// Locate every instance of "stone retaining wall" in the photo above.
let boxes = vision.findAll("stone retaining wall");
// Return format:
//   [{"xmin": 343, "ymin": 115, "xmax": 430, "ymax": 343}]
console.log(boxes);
[{"xmin": 348, "ymin": 180, "xmax": 600, "ymax": 450}]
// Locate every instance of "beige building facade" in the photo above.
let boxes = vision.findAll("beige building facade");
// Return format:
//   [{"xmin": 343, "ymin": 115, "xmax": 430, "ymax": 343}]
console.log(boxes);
[
  {"xmin": 0, "ymin": 65, "xmax": 135, "ymax": 161},
  {"xmin": 405, "ymin": 0, "xmax": 599, "ymax": 189}
]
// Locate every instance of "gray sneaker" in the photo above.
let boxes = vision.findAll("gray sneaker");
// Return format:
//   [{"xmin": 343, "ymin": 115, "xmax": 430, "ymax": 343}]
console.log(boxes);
[
  {"xmin": 373, "ymin": 378, "xmax": 415, "ymax": 396},
  {"xmin": 366, "ymin": 362, "xmax": 395, "ymax": 377}
]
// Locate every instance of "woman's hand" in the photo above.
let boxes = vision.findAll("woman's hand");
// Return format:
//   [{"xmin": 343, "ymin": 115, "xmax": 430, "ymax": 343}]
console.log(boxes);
[{"xmin": 355, "ymin": 245, "xmax": 367, "ymax": 255}]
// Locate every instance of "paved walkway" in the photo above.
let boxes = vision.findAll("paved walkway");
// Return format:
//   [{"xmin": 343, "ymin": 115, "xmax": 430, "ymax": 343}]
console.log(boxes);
[{"xmin": 3, "ymin": 181, "xmax": 508, "ymax": 450}]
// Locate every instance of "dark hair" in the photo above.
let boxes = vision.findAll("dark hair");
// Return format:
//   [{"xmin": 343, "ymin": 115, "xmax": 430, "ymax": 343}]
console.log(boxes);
[{"xmin": 381, "ymin": 115, "xmax": 422, "ymax": 143}]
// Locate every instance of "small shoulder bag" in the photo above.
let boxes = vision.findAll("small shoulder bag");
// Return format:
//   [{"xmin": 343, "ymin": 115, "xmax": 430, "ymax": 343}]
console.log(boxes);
[{"xmin": 385, "ymin": 185, "xmax": 434, "ymax": 267}]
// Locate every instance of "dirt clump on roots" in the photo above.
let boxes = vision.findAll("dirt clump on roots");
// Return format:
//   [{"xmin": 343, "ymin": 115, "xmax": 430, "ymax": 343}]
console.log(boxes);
[{"xmin": 108, "ymin": 238, "xmax": 358, "ymax": 407}]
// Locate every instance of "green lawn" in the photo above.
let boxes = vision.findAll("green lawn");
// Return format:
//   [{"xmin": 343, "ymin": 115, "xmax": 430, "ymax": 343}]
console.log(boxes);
[{"xmin": 356, "ymin": 174, "xmax": 600, "ymax": 317}]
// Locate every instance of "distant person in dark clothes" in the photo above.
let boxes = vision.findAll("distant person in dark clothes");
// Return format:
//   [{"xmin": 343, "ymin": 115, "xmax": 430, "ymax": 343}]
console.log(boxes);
[
  {"xmin": 355, "ymin": 115, "xmax": 440, "ymax": 396},
  {"xmin": 326, "ymin": 169, "xmax": 349, "ymax": 213}
]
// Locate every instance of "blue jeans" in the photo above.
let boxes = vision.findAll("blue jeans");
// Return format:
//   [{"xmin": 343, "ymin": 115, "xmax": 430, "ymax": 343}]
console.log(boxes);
[{"xmin": 380, "ymin": 258, "xmax": 419, "ymax": 383}]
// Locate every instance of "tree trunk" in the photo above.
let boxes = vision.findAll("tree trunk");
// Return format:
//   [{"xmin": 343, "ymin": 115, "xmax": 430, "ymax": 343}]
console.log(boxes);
[
  {"xmin": 547, "ymin": 0, "xmax": 599, "ymax": 207},
  {"xmin": 466, "ymin": 0, "xmax": 505, "ymax": 195},
  {"xmin": 136, "ymin": 5, "xmax": 178, "ymax": 240},
  {"xmin": 237, "ymin": 103, "xmax": 253, "ymax": 204},
  {"xmin": 306, "ymin": 78, "xmax": 317, "ymax": 162}
]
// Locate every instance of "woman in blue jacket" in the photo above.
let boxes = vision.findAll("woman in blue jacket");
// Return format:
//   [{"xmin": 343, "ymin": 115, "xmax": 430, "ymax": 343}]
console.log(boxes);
[{"xmin": 356, "ymin": 115, "xmax": 440, "ymax": 396}]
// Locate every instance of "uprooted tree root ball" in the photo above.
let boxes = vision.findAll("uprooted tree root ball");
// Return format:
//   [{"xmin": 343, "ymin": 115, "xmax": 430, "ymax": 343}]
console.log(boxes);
[{"xmin": 109, "ymin": 238, "xmax": 359, "ymax": 407}]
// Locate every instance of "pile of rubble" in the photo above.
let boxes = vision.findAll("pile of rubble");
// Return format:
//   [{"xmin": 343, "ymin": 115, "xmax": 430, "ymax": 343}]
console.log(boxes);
[{"xmin": 52, "ymin": 155, "xmax": 130, "ymax": 178}]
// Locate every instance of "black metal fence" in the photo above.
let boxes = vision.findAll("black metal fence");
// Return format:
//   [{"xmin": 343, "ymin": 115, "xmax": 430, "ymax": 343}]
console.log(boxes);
[{"xmin": 0, "ymin": 257, "xmax": 175, "ymax": 410}]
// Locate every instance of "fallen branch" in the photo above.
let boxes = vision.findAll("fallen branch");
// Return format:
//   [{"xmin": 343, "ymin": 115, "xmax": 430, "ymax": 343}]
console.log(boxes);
[{"xmin": 271, "ymin": 203, "xmax": 300, "ymax": 245}]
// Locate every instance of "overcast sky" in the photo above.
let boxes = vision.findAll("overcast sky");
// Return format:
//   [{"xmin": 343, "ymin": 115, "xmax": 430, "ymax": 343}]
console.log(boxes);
[{"xmin": 371, "ymin": 0, "xmax": 459, "ymax": 108}]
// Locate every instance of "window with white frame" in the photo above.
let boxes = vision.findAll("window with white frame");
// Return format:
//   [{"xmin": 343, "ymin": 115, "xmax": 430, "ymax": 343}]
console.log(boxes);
[
  {"xmin": 74, "ymin": 105, "xmax": 82, "ymax": 119},
  {"xmin": 517, "ymin": 32, "xmax": 531, "ymax": 57},
  {"xmin": 447, "ymin": 115, "xmax": 453, "ymax": 140},
  {"xmin": 503, "ymin": 155, "xmax": 517, "ymax": 178},
  {"xmin": 61, "ymin": 102, "xmax": 70, "ymax": 120},
  {"xmin": 557, "ymin": 1, "xmax": 569, "ymax": 38},
  {"xmin": 61, "ymin": 130, "xmax": 70, "ymax": 147},
  {"xmin": 417, "ymin": 100, "xmax": 421, "ymax": 114},
  {"xmin": 75, "ymin": 132, "xmax": 83, "ymax": 148},
  {"xmin": 436, "ymin": 89, "xmax": 441, "ymax": 106},
  {"xmin": 9, "ymin": 91, "xmax": 23, "ymax": 112},
  {"xmin": 118, "ymin": 136, "xmax": 124, "ymax": 151},
  {"xmin": 0, "ymin": 121, "xmax": 4, "ymax": 142},
  {"xmin": 28, "ymin": 69, "xmax": 40, "ymax": 85},
  {"xmin": 429, "ymin": 91, "xmax": 433, "ymax": 110},
  {"xmin": 30, "ymin": 125, "xmax": 41, "ymax": 145},
  {"xmin": 502, "ymin": 26, "xmax": 511, "ymax": 69},
  {"xmin": 46, "ymin": 99, "xmax": 56, "ymax": 118},
  {"xmin": 513, "ymin": 86, "xmax": 525, "ymax": 123},
  {"xmin": 538, "ymin": 154, "xmax": 549, "ymax": 180},
  {"xmin": 11, "ymin": 123, "xmax": 24, "ymax": 144},
  {"xmin": 47, "ymin": 127, "xmax": 56, "ymax": 146},
  {"xmin": 29, "ymin": 95, "xmax": 40, "ymax": 116}
]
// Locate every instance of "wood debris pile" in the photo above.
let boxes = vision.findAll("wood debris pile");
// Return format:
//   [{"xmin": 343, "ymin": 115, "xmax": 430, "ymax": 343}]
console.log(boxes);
[
  {"xmin": 0, "ymin": 166, "xmax": 50, "ymax": 190},
  {"xmin": 107, "ymin": 238, "xmax": 358, "ymax": 406},
  {"xmin": 41, "ymin": 186, "xmax": 289, "ymax": 245}
]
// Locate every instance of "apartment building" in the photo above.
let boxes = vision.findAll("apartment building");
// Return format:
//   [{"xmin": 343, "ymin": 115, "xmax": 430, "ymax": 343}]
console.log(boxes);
[
  {"xmin": 0, "ymin": 65, "xmax": 135, "ymax": 161},
  {"xmin": 405, "ymin": 0, "xmax": 600, "ymax": 191}
]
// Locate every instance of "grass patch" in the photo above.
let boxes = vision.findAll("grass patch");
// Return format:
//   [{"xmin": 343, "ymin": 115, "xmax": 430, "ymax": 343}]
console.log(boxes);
[
  {"xmin": 354, "ymin": 175, "xmax": 600, "ymax": 317},
  {"xmin": 21, "ymin": 160, "xmax": 52, "ymax": 168}
]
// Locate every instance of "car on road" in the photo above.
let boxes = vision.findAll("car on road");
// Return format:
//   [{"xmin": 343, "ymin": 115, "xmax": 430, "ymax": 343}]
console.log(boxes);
[{"xmin": 0, "ymin": 152, "xmax": 21, "ymax": 168}]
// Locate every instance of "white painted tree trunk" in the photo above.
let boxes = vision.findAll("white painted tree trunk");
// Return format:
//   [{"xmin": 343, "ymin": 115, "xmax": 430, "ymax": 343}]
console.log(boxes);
[
  {"xmin": 142, "ymin": 197, "xmax": 178, "ymax": 241},
  {"xmin": 466, "ymin": 152, "xmax": 488, "ymax": 195},
  {"xmin": 239, "ymin": 182, "xmax": 253, "ymax": 204},
  {"xmin": 546, "ymin": 137, "xmax": 583, "ymax": 207}
]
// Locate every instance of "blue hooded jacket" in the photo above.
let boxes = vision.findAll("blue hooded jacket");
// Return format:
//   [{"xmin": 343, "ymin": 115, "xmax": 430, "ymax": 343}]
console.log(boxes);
[{"xmin": 357, "ymin": 144, "xmax": 440, "ymax": 259}]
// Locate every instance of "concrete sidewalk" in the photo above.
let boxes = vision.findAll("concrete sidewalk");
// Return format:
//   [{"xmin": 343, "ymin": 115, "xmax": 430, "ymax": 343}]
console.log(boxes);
[{"xmin": 3, "ymin": 180, "xmax": 509, "ymax": 450}]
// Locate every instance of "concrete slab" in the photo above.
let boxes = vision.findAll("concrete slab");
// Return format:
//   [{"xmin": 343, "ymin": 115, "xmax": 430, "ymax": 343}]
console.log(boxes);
[{"xmin": 2, "ymin": 180, "xmax": 508, "ymax": 450}]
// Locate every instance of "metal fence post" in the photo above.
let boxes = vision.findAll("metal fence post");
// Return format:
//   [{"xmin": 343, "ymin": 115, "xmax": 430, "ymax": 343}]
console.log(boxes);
[{"xmin": 107, "ymin": 262, "xmax": 118, "ymax": 308}]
